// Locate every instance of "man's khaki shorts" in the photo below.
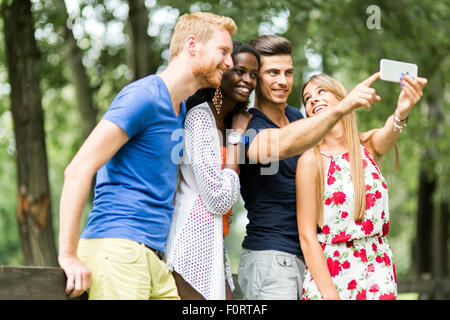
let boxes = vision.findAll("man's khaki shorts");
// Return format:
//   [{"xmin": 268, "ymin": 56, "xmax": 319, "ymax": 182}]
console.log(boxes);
[{"xmin": 78, "ymin": 238, "xmax": 179, "ymax": 300}]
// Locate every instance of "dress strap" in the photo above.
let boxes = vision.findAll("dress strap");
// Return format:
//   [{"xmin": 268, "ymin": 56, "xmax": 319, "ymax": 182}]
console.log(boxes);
[{"xmin": 320, "ymin": 152, "xmax": 332, "ymax": 159}]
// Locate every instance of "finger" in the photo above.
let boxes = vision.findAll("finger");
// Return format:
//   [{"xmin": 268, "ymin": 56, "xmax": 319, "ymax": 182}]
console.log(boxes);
[
  {"xmin": 404, "ymin": 76, "xmax": 424, "ymax": 97},
  {"xmin": 360, "ymin": 92, "xmax": 377, "ymax": 104},
  {"xmin": 65, "ymin": 272, "xmax": 75, "ymax": 294},
  {"xmin": 405, "ymin": 75, "xmax": 428, "ymax": 91},
  {"xmin": 416, "ymin": 77, "xmax": 428, "ymax": 88},
  {"xmin": 68, "ymin": 272, "xmax": 81, "ymax": 298},
  {"xmin": 70, "ymin": 289, "xmax": 83, "ymax": 299},
  {"xmin": 360, "ymin": 72, "xmax": 380, "ymax": 87},
  {"xmin": 402, "ymin": 75, "xmax": 420, "ymax": 89},
  {"xmin": 401, "ymin": 80, "xmax": 420, "ymax": 100},
  {"xmin": 401, "ymin": 86, "xmax": 420, "ymax": 105},
  {"xmin": 356, "ymin": 98, "xmax": 372, "ymax": 111},
  {"xmin": 84, "ymin": 270, "xmax": 92, "ymax": 292},
  {"xmin": 360, "ymin": 87, "xmax": 377, "ymax": 97}
]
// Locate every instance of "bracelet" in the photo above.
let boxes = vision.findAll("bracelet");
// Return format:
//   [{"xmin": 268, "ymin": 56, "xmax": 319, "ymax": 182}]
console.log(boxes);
[
  {"xmin": 393, "ymin": 114, "xmax": 408, "ymax": 133},
  {"xmin": 395, "ymin": 114, "xmax": 409, "ymax": 123}
]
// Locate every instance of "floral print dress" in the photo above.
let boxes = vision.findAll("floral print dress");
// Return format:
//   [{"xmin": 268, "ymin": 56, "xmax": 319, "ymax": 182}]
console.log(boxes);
[{"xmin": 301, "ymin": 146, "xmax": 397, "ymax": 300}]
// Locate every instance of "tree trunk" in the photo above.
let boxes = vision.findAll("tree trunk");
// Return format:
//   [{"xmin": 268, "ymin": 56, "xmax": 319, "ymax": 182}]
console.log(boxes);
[
  {"xmin": 412, "ymin": 69, "xmax": 445, "ymax": 298},
  {"xmin": 413, "ymin": 166, "xmax": 435, "ymax": 277},
  {"xmin": 434, "ymin": 201, "xmax": 448, "ymax": 278},
  {"xmin": 2, "ymin": 0, "xmax": 58, "ymax": 266},
  {"xmin": 127, "ymin": 0, "xmax": 156, "ymax": 80},
  {"xmin": 63, "ymin": 21, "xmax": 98, "ymax": 142},
  {"xmin": 58, "ymin": 2, "xmax": 98, "ymax": 202}
]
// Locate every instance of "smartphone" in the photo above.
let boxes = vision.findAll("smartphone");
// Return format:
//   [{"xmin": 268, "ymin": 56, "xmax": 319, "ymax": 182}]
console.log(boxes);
[{"xmin": 380, "ymin": 59, "xmax": 418, "ymax": 83}]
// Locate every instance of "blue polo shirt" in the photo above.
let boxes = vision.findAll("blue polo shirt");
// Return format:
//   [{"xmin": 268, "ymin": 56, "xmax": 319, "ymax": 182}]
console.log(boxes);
[
  {"xmin": 240, "ymin": 106, "xmax": 304, "ymax": 256},
  {"xmin": 81, "ymin": 75, "xmax": 186, "ymax": 253}
]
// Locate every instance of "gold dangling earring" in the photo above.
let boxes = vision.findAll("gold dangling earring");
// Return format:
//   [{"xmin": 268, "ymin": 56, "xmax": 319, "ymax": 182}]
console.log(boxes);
[{"xmin": 212, "ymin": 88, "xmax": 223, "ymax": 115}]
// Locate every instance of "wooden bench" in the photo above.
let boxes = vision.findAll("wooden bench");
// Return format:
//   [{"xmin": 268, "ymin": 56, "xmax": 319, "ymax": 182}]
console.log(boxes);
[{"xmin": 0, "ymin": 266, "xmax": 87, "ymax": 300}]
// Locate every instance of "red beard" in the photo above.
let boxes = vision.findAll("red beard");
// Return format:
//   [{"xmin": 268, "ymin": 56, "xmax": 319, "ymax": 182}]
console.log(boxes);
[{"xmin": 192, "ymin": 53, "xmax": 224, "ymax": 88}]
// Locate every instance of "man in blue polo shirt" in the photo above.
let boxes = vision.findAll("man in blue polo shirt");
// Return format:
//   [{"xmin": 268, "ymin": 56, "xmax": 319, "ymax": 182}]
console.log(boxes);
[
  {"xmin": 58, "ymin": 12, "xmax": 237, "ymax": 300},
  {"xmin": 238, "ymin": 35, "xmax": 380, "ymax": 300}
]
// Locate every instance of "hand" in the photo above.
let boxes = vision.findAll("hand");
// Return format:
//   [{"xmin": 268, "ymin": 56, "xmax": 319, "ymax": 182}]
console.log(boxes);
[
  {"xmin": 340, "ymin": 72, "xmax": 381, "ymax": 113},
  {"xmin": 231, "ymin": 111, "xmax": 253, "ymax": 134},
  {"xmin": 395, "ymin": 75, "xmax": 427, "ymax": 119},
  {"xmin": 59, "ymin": 253, "xmax": 92, "ymax": 298}
]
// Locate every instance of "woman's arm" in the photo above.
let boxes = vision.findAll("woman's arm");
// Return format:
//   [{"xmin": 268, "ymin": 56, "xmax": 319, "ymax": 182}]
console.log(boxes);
[
  {"xmin": 296, "ymin": 150, "xmax": 340, "ymax": 300},
  {"xmin": 184, "ymin": 107, "xmax": 240, "ymax": 216},
  {"xmin": 367, "ymin": 75, "xmax": 427, "ymax": 157}
]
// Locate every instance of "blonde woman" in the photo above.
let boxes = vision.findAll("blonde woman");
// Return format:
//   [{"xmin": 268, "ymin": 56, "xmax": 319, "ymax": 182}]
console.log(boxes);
[{"xmin": 296, "ymin": 73, "xmax": 427, "ymax": 300}]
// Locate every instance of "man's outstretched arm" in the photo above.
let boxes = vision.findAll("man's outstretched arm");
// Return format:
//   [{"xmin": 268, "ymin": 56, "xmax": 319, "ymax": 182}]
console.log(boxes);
[{"xmin": 248, "ymin": 73, "xmax": 380, "ymax": 163}]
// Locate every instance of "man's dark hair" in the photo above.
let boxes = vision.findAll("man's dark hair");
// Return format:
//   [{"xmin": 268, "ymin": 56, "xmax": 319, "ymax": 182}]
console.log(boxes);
[{"xmin": 249, "ymin": 35, "xmax": 292, "ymax": 56}]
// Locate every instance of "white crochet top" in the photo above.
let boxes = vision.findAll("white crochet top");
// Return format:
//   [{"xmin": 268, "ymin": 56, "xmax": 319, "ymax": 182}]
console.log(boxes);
[{"xmin": 165, "ymin": 102, "xmax": 240, "ymax": 300}]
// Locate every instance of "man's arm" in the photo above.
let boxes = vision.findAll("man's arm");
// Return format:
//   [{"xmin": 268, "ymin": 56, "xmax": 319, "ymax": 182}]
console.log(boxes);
[
  {"xmin": 58, "ymin": 119, "xmax": 129, "ymax": 298},
  {"xmin": 248, "ymin": 73, "xmax": 381, "ymax": 163}
]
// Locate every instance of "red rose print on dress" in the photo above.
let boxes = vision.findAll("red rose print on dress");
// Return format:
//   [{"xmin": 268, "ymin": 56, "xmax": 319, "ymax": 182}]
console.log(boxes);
[
  {"xmin": 369, "ymin": 284, "xmax": 380, "ymax": 293},
  {"xmin": 328, "ymin": 160, "xmax": 336, "ymax": 176},
  {"xmin": 342, "ymin": 153, "xmax": 349, "ymax": 162},
  {"xmin": 382, "ymin": 222, "xmax": 389, "ymax": 236},
  {"xmin": 356, "ymin": 219, "xmax": 374, "ymax": 235},
  {"xmin": 383, "ymin": 253, "xmax": 391, "ymax": 266},
  {"xmin": 327, "ymin": 257, "xmax": 342, "ymax": 277},
  {"xmin": 366, "ymin": 193, "xmax": 376, "ymax": 210},
  {"xmin": 356, "ymin": 290, "xmax": 367, "ymax": 300},
  {"xmin": 331, "ymin": 231, "xmax": 351, "ymax": 243},
  {"xmin": 347, "ymin": 280, "xmax": 357, "ymax": 290},
  {"xmin": 379, "ymin": 292, "xmax": 396, "ymax": 300},
  {"xmin": 332, "ymin": 191, "xmax": 346, "ymax": 205},
  {"xmin": 354, "ymin": 248, "xmax": 368, "ymax": 262},
  {"xmin": 327, "ymin": 175, "xmax": 336, "ymax": 185}
]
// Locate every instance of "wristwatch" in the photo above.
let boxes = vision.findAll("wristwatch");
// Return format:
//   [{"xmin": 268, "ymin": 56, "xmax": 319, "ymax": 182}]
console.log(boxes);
[{"xmin": 227, "ymin": 132, "xmax": 244, "ymax": 145}]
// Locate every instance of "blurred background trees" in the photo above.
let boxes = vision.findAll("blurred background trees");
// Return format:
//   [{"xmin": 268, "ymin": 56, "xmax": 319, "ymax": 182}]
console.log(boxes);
[{"xmin": 0, "ymin": 0, "xmax": 448, "ymax": 298}]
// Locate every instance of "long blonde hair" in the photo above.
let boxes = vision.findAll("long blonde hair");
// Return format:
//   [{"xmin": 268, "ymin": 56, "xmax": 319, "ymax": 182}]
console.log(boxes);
[{"xmin": 302, "ymin": 74, "xmax": 366, "ymax": 227}]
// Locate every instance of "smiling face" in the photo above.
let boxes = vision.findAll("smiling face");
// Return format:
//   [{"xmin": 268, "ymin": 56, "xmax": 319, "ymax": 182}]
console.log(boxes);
[
  {"xmin": 220, "ymin": 52, "xmax": 259, "ymax": 103},
  {"xmin": 255, "ymin": 54, "xmax": 294, "ymax": 106},
  {"xmin": 192, "ymin": 27, "xmax": 234, "ymax": 88},
  {"xmin": 302, "ymin": 81, "xmax": 342, "ymax": 117}
]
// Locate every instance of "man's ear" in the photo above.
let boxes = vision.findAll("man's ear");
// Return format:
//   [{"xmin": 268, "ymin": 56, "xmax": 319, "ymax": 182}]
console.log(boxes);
[{"xmin": 185, "ymin": 35, "xmax": 198, "ymax": 56}]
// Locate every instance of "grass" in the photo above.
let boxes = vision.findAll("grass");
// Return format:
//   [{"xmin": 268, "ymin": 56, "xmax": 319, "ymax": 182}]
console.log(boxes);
[{"xmin": 397, "ymin": 292, "xmax": 419, "ymax": 300}]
